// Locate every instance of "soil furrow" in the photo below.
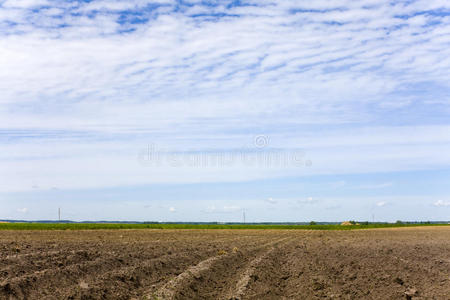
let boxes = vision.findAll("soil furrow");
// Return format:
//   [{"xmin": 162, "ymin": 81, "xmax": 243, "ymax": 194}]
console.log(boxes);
[{"xmin": 150, "ymin": 237, "xmax": 290, "ymax": 300}]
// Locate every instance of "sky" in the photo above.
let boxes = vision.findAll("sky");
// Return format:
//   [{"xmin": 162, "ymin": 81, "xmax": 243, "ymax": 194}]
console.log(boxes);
[{"xmin": 1, "ymin": 0, "xmax": 450, "ymax": 222}]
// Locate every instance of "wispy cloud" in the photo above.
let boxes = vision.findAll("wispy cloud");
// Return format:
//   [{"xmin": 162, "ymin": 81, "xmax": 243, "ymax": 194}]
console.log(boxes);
[
  {"xmin": 204, "ymin": 205, "xmax": 241, "ymax": 213},
  {"xmin": 376, "ymin": 201, "xmax": 388, "ymax": 207},
  {"xmin": 297, "ymin": 197, "xmax": 317, "ymax": 205},
  {"xmin": 265, "ymin": 197, "xmax": 277, "ymax": 204},
  {"xmin": 355, "ymin": 182, "xmax": 394, "ymax": 190},
  {"xmin": 1, "ymin": 1, "xmax": 450, "ymax": 116},
  {"xmin": 433, "ymin": 200, "xmax": 450, "ymax": 207},
  {"xmin": 16, "ymin": 207, "xmax": 28, "ymax": 213}
]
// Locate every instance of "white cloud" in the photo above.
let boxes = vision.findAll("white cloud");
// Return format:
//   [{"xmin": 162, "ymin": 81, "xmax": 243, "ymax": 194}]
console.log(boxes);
[
  {"xmin": 204, "ymin": 205, "xmax": 241, "ymax": 213},
  {"xmin": 16, "ymin": 207, "xmax": 28, "ymax": 213},
  {"xmin": 1, "ymin": 1, "xmax": 450, "ymax": 109},
  {"xmin": 433, "ymin": 200, "xmax": 450, "ymax": 207},
  {"xmin": 265, "ymin": 197, "xmax": 277, "ymax": 204},
  {"xmin": 2, "ymin": 0, "xmax": 50, "ymax": 9},
  {"xmin": 297, "ymin": 197, "xmax": 317, "ymax": 205},
  {"xmin": 376, "ymin": 201, "xmax": 388, "ymax": 207},
  {"xmin": 355, "ymin": 182, "xmax": 394, "ymax": 190},
  {"xmin": 0, "ymin": 0, "xmax": 450, "ymax": 193},
  {"xmin": 1, "ymin": 127, "xmax": 450, "ymax": 192}
]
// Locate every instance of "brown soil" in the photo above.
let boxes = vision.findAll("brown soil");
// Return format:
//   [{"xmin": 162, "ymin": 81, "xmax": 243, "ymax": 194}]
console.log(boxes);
[{"xmin": 0, "ymin": 227, "xmax": 449, "ymax": 299}]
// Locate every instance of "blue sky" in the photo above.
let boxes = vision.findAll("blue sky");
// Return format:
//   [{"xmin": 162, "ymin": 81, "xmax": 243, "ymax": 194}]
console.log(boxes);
[{"xmin": 1, "ymin": 0, "xmax": 450, "ymax": 222}]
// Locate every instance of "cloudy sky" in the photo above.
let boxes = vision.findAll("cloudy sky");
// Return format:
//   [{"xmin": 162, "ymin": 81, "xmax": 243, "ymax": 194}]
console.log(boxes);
[{"xmin": 1, "ymin": 0, "xmax": 450, "ymax": 222}]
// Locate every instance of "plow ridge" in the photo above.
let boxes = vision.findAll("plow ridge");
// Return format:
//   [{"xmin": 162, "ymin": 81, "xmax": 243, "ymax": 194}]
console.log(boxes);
[
  {"xmin": 150, "ymin": 237, "xmax": 290, "ymax": 300},
  {"xmin": 224, "ymin": 246, "xmax": 275, "ymax": 300},
  {"xmin": 152, "ymin": 255, "xmax": 221, "ymax": 299}
]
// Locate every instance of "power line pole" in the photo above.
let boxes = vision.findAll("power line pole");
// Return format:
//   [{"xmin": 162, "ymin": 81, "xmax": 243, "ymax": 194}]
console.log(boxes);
[
  {"xmin": 58, "ymin": 207, "xmax": 61, "ymax": 222},
  {"xmin": 243, "ymin": 210, "xmax": 246, "ymax": 224}
]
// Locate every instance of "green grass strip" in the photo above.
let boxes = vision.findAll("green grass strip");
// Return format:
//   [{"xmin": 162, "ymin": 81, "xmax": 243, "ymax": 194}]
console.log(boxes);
[{"xmin": 0, "ymin": 223, "xmax": 448, "ymax": 230}]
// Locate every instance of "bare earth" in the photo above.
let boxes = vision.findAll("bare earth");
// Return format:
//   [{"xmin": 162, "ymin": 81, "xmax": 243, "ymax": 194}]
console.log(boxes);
[{"xmin": 0, "ymin": 227, "xmax": 449, "ymax": 299}]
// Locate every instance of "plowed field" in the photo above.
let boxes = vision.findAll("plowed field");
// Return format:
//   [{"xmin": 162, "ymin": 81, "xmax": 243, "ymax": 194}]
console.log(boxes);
[{"xmin": 1, "ymin": 227, "xmax": 449, "ymax": 299}]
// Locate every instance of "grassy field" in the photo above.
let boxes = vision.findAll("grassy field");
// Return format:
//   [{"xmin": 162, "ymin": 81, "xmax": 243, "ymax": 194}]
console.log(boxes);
[{"xmin": 0, "ymin": 222, "xmax": 448, "ymax": 230}]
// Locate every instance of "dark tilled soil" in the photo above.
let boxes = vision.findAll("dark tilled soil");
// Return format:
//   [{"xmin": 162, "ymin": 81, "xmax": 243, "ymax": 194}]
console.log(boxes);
[{"xmin": 0, "ymin": 227, "xmax": 449, "ymax": 299}]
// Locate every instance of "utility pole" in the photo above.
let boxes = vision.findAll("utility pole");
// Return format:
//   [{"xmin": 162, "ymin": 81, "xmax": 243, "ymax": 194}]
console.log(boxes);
[
  {"xmin": 243, "ymin": 210, "xmax": 246, "ymax": 224},
  {"xmin": 58, "ymin": 207, "xmax": 61, "ymax": 222}
]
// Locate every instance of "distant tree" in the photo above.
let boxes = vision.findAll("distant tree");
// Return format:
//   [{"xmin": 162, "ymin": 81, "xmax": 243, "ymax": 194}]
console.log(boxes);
[
  {"xmin": 349, "ymin": 220, "xmax": 356, "ymax": 225},
  {"xmin": 309, "ymin": 221, "xmax": 317, "ymax": 225},
  {"xmin": 396, "ymin": 220, "xmax": 404, "ymax": 225},
  {"xmin": 361, "ymin": 221, "xmax": 369, "ymax": 225}
]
